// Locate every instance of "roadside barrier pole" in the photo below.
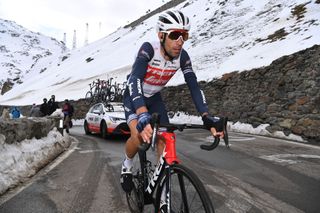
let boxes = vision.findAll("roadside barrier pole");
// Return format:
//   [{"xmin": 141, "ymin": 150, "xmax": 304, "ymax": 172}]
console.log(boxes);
[{"xmin": 58, "ymin": 119, "xmax": 64, "ymax": 135}]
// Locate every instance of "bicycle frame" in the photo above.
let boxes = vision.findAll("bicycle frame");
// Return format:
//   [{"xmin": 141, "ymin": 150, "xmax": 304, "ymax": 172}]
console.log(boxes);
[
  {"xmin": 138, "ymin": 129, "xmax": 182, "ymax": 212},
  {"xmin": 127, "ymin": 113, "xmax": 221, "ymax": 212}
]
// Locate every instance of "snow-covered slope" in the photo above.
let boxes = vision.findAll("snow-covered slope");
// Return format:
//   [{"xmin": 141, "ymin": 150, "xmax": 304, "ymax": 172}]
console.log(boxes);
[
  {"xmin": 0, "ymin": 19, "xmax": 66, "ymax": 93},
  {"xmin": 0, "ymin": 0, "xmax": 319, "ymax": 105}
]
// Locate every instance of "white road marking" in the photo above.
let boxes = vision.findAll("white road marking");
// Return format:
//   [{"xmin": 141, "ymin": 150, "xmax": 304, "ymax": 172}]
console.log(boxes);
[
  {"xmin": 260, "ymin": 154, "xmax": 320, "ymax": 165},
  {"xmin": 206, "ymin": 171, "xmax": 304, "ymax": 213},
  {"xmin": 78, "ymin": 149, "xmax": 103, "ymax": 154}
]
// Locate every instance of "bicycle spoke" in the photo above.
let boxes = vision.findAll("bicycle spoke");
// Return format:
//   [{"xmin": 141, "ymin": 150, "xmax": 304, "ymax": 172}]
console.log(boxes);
[
  {"xmin": 177, "ymin": 173, "xmax": 190, "ymax": 212},
  {"xmin": 168, "ymin": 165, "xmax": 213, "ymax": 213}
]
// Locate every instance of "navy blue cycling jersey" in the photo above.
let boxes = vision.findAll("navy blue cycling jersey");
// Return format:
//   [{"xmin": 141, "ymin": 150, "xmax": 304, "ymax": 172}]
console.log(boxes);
[{"xmin": 127, "ymin": 41, "xmax": 208, "ymax": 114}]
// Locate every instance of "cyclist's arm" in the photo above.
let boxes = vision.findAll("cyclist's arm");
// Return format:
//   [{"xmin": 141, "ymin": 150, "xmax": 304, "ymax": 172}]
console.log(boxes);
[
  {"xmin": 180, "ymin": 49, "xmax": 209, "ymax": 115},
  {"xmin": 127, "ymin": 42, "xmax": 154, "ymax": 113}
]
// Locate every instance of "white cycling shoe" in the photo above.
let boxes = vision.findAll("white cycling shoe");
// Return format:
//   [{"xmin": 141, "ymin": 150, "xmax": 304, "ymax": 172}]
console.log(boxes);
[{"xmin": 120, "ymin": 162, "xmax": 133, "ymax": 192}]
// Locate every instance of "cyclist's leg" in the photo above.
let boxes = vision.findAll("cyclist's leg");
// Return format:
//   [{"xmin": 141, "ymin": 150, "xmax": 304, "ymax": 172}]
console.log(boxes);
[
  {"xmin": 146, "ymin": 92, "xmax": 169, "ymax": 159},
  {"xmin": 125, "ymin": 120, "xmax": 141, "ymax": 158},
  {"xmin": 125, "ymin": 122, "xmax": 147, "ymax": 212},
  {"xmin": 121, "ymin": 92, "xmax": 144, "ymax": 192},
  {"xmin": 65, "ymin": 115, "xmax": 70, "ymax": 133}
]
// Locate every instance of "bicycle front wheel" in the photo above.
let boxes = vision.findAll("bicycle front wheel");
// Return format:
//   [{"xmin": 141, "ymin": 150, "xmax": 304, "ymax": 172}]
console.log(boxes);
[
  {"xmin": 85, "ymin": 91, "xmax": 93, "ymax": 104},
  {"xmin": 157, "ymin": 164, "xmax": 215, "ymax": 213}
]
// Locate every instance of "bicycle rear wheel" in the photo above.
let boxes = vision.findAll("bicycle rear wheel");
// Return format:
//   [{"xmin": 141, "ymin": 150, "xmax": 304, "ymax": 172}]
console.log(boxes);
[
  {"xmin": 157, "ymin": 164, "xmax": 215, "ymax": 213},
  {"xmin": 85, "ymin": 91, "xmax": 93, "ymax": 104}
]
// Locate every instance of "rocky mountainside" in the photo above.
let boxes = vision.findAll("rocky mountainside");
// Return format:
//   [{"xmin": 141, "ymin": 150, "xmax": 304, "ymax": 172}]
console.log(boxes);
[
  {"xmin": 8, "ymin": 44, "xmax": 320, "ymax": 143},
  {"xmin": 0, "ymin": 0, "xmax": 319, "ymax": 143},
  {"xmin": 0, "ymin": 0, "xmax": 319, "ymax": 105},
  {"xmin": 0, "ymin": 19, "xmax": 66, "ymax": 94},
  {"xmin": 162, "ymin": 44, "xmax": 320, "ymax": 143}
]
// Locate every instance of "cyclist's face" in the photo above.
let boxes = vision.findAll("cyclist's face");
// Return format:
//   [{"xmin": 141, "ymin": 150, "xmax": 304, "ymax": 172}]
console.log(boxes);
[{"xmin": 158, "ymin": 31, "xmax": 185, "ymax": 58}]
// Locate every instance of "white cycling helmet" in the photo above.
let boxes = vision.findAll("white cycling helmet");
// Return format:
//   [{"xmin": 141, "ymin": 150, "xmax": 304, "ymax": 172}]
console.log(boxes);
[{"xmin": 156, "ymin": 9, "xmax": 191, "ymax": 32}]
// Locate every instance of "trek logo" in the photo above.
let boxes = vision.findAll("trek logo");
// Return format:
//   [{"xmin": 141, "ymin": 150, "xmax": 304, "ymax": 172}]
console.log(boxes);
[
  {"xmin": 137, "ymin": 79, "xmax": 142, "ymax": 94},
  {"xmin": 200, "ymin": 90, "xmax": 207, "ymax": 104},
  {"xmin": 146, "ymin": 152, "xmax": 166, "ymax": 193}
]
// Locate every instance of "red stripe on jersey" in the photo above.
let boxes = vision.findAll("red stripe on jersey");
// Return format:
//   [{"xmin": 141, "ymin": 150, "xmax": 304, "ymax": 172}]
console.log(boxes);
[
  {"xmin": 147, "ymin": 65, "xmax": 177, "ymax": 73},
  {"xmin": 144, "ymin": 66, "xmax": 177, "ymax": 86}
]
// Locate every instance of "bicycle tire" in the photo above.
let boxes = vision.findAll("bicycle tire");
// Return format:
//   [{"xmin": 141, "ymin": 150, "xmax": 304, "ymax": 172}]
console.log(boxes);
[
  {"xmin": 100, "ymin": 121, "xmax": 107, "ymax": 139},
  {"xmin": 85, "ymin": 91, "xmax": 93, "ymax": 104},
  {"xmin": 126, "ymin": 180, "xmax": 144, "ymax": 213},
  {"xmin": 83, "ymin": 120, "xmax": 91, "ymax": 135},
  {"xmin": 156, "ymin": 163, "xmax": 215, "ymax": 213},
  {"xmin": 126, "ymin": 151, "xmax": 145, "ymax": 213}
]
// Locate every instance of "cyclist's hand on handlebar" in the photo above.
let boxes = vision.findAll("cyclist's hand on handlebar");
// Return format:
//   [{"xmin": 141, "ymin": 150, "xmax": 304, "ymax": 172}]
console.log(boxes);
[
  {"xmin": 202, "ymin": 114, "xmax": 225, "ymax": 138},
  {"xmin": 136, "ymin": 112, "xmax": 153, "ymax": 143},
  {"xmin": 210, "ymin": 127, "xmax": 224, "ymax": 139},
  {"xmin": 140, "ymin": 124, "xmax": 153, "ymax": 143}
]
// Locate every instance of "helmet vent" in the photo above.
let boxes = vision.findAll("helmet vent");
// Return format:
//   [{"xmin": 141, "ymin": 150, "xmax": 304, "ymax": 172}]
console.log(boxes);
[
  {"xmin": 167, "ymin": 11, "xmax": 179, "ymax": 23},
  {"xmin": 160, "ymin": 17, "xmax": 172, "ymax": 24},
  {"xmin": 178, "ymin": 11, "xmax": 185, "ymax": 25}
]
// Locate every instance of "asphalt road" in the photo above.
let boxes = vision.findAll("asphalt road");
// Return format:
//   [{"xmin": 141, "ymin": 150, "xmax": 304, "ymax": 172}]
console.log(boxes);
[{"xmin": 0, "ymin": 126, "xmax": 319, "ymax": 213}]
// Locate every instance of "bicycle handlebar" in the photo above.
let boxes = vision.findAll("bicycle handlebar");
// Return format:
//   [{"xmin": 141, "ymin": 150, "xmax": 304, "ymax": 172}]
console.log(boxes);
[{"xmin": 149, "ymin": 113, "xmax": 208, "ymax": 151}]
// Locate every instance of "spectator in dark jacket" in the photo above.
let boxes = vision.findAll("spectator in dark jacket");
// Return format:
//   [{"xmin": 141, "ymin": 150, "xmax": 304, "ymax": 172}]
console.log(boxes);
[
  {"xmin": 62, "ymin": 99, "xmax": 74, "ymax": 133},
  {"xmin": 40, "ymin": 98, "xmax": 49, "ymax": 116},
  {"xmin": 48, "ymin": 95, "xmax": 59, "ymax": 115}
]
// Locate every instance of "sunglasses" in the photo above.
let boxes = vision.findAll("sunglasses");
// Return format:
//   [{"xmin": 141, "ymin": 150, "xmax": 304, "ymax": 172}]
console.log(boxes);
[{"xmin": 164, "ymin": 30, "xmax": 189, "ymax": 41}]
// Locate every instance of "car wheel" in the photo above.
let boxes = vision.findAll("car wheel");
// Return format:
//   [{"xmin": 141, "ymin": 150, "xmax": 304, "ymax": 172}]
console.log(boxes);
[
  {"xmin": 84, "ymin": 120, "xmax": 91, "ymax": 135},
  {"xmin": 101, "ymin": 121, "xmax": 107, "ymax": 138}
]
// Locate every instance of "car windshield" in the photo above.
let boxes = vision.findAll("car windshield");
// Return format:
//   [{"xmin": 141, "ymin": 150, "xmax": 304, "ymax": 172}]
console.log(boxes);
[{"xmin": 104, "ymin": 103, "xmax": 124, "ymax": 112}]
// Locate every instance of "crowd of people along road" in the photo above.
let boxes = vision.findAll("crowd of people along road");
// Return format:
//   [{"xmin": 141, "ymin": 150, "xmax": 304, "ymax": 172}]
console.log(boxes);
[
  {"xmin": 39, "ymin": 95, "xmax": 59, "ymax": 117},
  {"xmin": 1, "ymin": 95, "xmax": 74, "ymax": 134}
]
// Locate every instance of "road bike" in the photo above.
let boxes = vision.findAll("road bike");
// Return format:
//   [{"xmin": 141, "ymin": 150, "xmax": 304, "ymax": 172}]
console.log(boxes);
[
  {"xmin": 125, "ymin": 113, "xmax": 223, "ymax": 213},
  {"xmin": 85, "ymin": 79, "xmax": 106, "ymax": 104}
]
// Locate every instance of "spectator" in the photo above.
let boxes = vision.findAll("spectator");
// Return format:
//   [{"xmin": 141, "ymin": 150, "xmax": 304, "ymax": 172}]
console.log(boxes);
[
  {"xmin": 62, "ymin": 99, "xmax": 74, "ymax": 133},
  {"xmin": 1, "ymin": 107, "xmax": 10, "ymax": 120},
  {"xmin": 40, "ymin": 98, "xmax": 49, "ymax": 116},
  {"xmin": 48, "ymin": 95, "xmax": 59, "ymax": 115},
  {"xmin": 29, "ymin": 103, "xmax": 41, "ymax": 117},
  {"xmin": 11, "ymin": 106, "xmax": 21, "ymax": 119}
]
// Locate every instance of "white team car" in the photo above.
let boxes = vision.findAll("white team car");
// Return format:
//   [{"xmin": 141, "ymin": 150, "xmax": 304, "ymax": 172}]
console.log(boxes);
[{"xmin": 84, "ymin": 102, "xmax": 130, "ymax": 138}]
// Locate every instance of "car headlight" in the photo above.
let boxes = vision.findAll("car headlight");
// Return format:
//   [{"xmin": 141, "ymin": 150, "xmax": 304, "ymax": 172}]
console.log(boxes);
[{"xmin": 109, "ymin": 117, "xmax": 123, "ymax": 123}]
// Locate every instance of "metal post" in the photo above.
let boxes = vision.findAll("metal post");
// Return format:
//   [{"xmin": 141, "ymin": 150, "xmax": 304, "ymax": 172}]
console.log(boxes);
[{"xmin": 58, "ymin": 119, "xmax": 64, "ymax": 135}]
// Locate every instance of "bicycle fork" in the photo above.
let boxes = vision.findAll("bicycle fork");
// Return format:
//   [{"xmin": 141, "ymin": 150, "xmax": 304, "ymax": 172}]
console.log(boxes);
[{"xmin": 151, "ymin": 132, "xmax": 179, "ymax": 212}]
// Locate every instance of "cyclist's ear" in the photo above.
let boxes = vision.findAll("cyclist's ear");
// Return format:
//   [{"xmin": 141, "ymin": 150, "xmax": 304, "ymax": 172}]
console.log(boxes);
[{"xmin": 158, "ymin": 32, "xmax": 164, "ymax": 42}]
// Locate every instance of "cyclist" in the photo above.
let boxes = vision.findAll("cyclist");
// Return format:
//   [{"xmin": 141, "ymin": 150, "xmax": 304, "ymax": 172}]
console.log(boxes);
[{"xmin": 121, "ymin": 9, "xmax": 226, "ymax": 197}]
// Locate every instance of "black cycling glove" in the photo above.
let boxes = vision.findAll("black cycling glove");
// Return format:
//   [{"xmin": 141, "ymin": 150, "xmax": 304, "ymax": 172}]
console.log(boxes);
[{"xmin": 202, "ymin": 114, "xmax": 224, "ymax": 132}]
